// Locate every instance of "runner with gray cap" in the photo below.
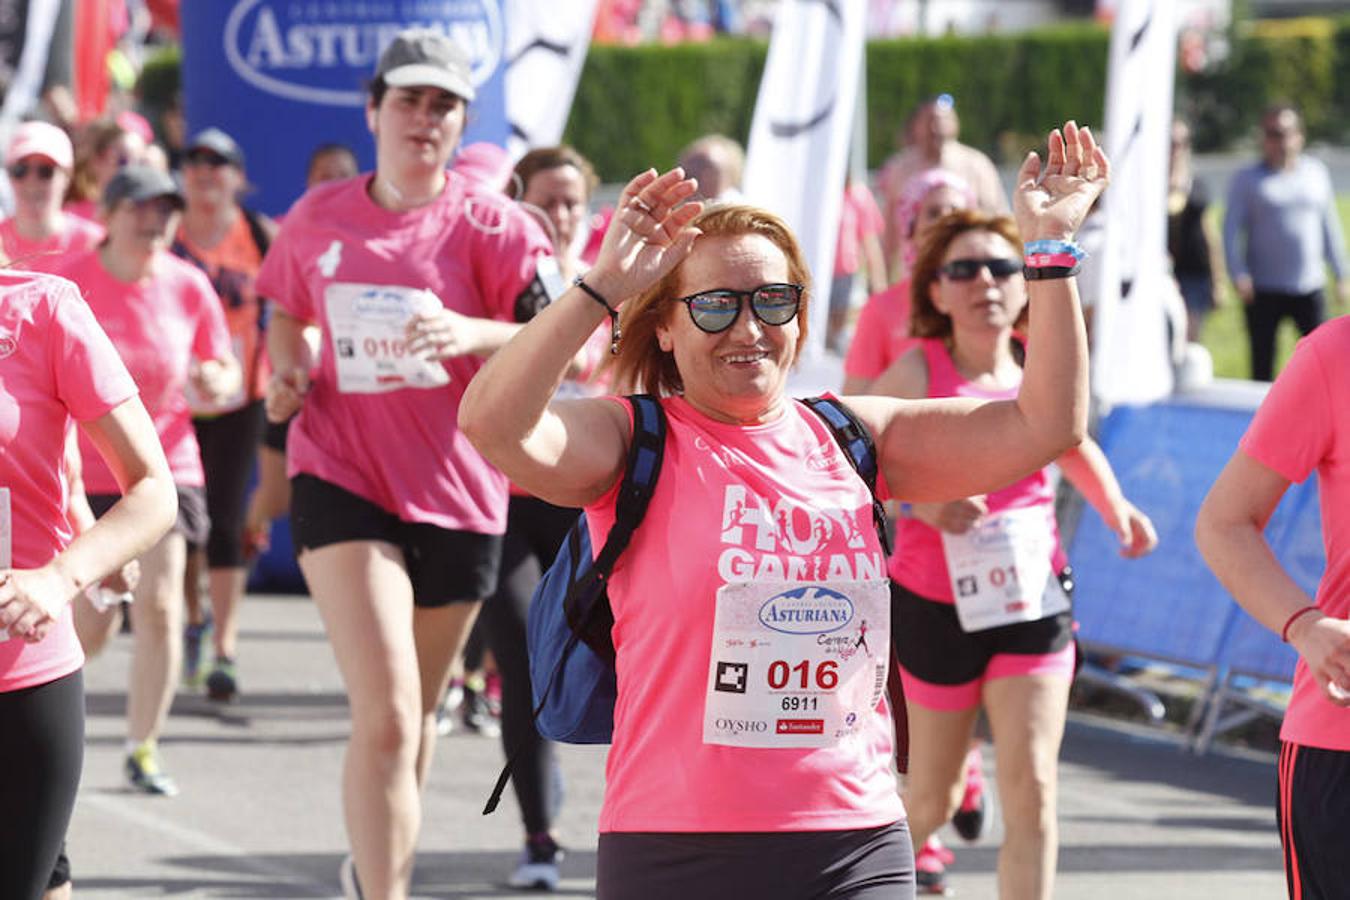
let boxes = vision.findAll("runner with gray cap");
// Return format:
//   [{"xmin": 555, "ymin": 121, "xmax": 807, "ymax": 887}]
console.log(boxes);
[
  {"xmin": 258, "ymin": 27, "xmax": 553, "ymax": 899},
  {"xmin": 61, "ymin": 163, "xmax": 240, "ymax": 803},
  {"xmin": 172, "ymin": 126, "xmax": 278, "ymax": 706}
]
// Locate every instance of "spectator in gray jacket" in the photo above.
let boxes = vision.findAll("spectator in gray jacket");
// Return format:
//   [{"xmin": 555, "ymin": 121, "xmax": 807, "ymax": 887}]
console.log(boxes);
[{"xmin": 1223, "ymin": 103, "xmax": 1349, "ymax": 381}]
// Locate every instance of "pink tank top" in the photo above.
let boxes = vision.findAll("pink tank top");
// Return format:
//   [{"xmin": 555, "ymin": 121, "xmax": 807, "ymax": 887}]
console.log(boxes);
[{"xmin": 888, "ymin": 338, "xmax": 1065, "ymax": 602}]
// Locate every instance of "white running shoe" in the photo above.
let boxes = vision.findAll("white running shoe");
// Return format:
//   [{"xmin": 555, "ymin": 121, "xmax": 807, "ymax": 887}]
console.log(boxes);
[
  {"xmin": 507, "ymin": 835, "xmax": 563, "ymax": 891},
  {"xmin": 339, "ymin": 854, "xmax": 364, "ymax": 900}
]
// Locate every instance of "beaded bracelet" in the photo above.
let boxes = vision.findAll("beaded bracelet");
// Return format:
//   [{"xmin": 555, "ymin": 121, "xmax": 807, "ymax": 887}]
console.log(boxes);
[
  {"xmin": 574, "ymin": 276, "xmax": 621, "ymax": 354},
  {"xmin": 1023, "ymin": 238, "xmax": 1086, "ymax": 281},
  {"xmin": 1281, "ymin": 606, "xmax": 1320, "ymax": 643},
  {"xmin": 1023, "ymin": 238, "xmax": 1087, "ymax": 261}
]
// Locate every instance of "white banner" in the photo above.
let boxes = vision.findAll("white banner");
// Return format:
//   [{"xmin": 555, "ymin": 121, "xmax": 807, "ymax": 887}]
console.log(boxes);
[
  {"xmin": 743, "ymin": 0, "xmax": 865, "ymax": 362},
  {"xmin": 503, "ymin": 0, "xmax": 600, "ymax": 161},
  {"xmin": 1092, "ymin": 0, "xmax": 1176, "ymax": 406}
]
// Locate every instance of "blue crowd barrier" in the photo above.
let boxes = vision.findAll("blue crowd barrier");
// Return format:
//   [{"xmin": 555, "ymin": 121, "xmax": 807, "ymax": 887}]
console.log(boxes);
[
  {"xmin": 247, "ymin": 516, "xmax": 306, "ymax": 595},
  {"xmin": 1067, "ymin": 381, "xmax": 1325, "ymax": 748},
  {"xmin": 1071, "ymin": 399, "xmax": 1251, "ymax": 667}
]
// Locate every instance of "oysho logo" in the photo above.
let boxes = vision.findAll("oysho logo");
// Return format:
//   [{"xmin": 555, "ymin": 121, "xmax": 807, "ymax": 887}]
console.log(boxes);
[
  {"xmin": 223, "ymin": 0, "xmax": 503, "ymax": 107},
  {"xmin": 714, "ymin": 718, "xmax": 768, "ymax": 734},
  {"xmin": 758, "ymin": 585, "xmax": 854, "ymax": 635}
]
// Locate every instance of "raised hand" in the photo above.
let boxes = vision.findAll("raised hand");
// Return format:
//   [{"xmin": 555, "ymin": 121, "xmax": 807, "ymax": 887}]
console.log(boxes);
[
  {"xmin": 586, "ymin": 168, "xmax": 703, "ymax": 304},
  {"xmin": 1013, "ymin": 120, "xmax": 1111, "ymax": 242}
]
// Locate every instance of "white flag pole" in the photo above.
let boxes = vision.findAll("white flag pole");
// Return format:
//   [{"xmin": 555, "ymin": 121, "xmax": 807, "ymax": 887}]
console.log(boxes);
[
  {"xmin": 1092, "ymin": 0, "xmax": 1177, "ymax": 407},
  {"xmin": 743, "ymin": 0, "xmax": 865, "ymax": 364},
  {"xmin": 504, "ymin": 0, "xmax": 601, "ymax": 160}
]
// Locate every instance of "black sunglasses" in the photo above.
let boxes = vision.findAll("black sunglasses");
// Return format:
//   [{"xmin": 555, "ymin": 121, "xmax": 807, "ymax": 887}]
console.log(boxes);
[
  {"xmin": 939, "ymin": 257, "xmax": 1021, "ymax": 282},
  {"xmin": 185, "ymin": 150, "xmax": 231, "ymax": 168},
  {"xmin": 675, "ymin": 283, "xmax": 803, "ymax": 334},
  {"xmin": 8, "ymin": 161, "xmax": 56, "ymax": 181}
]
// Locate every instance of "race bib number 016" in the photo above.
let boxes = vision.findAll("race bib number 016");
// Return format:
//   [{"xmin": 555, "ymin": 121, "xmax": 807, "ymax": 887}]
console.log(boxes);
[
  {"xmin": 940, "ymin": 506, "xmax": 1069, "ymax": 633},
  {"xmin": 703, "ymin": 580, "xmax": 889, "ymax": 749},
  {"xmin": 324, "ymin": 284, "xmax": 452, "ymax": 394}
]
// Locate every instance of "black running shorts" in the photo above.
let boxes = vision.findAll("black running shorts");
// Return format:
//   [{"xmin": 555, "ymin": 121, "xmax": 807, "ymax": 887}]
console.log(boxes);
[
  {"xmin": 890, "ymin": 573, "xmax": 1074, "ymax": 686},
  {"xmin": 89, "ymin": 485, "xmax": 210, "ymax": 547},
  {"xmin": 289, "ymin": 473, "xmax": 502, "ymax": 606}
]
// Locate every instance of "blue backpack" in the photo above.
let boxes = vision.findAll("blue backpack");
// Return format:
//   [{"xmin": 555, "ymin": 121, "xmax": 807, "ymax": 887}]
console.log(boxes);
[{"xmin": 482, "ymin": 394, "xmax": 889, "ymax": 814}]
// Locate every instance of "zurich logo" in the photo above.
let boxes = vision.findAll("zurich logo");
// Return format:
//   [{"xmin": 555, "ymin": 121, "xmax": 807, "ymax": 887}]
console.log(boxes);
[
  {"xmin": 223, "ymin": 0, "xmax": 503, "ymax": 107},
  {"xmin": 758, "ymin": 586, "xmax": 854, "ymax": 635}
]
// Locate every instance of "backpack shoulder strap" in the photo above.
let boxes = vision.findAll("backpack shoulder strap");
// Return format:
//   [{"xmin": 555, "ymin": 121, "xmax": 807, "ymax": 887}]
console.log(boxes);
[
  {"xmin": 801, "ymin": 395, "xmax": 892, "ymax": 557},
  {"xmin": 242, "ymin": 207, "xmax": 273, "ymax": 257},
  {"xmin": 591, "ymin": 393, "xmax": 667, "ymax": 572}
]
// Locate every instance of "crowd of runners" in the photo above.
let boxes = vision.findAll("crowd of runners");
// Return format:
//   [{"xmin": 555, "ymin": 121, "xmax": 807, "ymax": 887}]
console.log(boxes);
[{"xmin": 0, "ymin": 24, "xmax": 1345, "ymax": 900}]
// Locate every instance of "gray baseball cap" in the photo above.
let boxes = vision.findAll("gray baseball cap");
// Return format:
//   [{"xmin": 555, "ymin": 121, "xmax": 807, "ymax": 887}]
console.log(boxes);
[
  {"xmin": 375, "ymin": 29, "xmax": 476, "ymax": 103},
  {"xmin": 186, "ymin": 127, "xmax": 245, "ymax": 168},
  {"xmin": 103, "ymin": 164, "xmax": 185, "ymax": 210}
]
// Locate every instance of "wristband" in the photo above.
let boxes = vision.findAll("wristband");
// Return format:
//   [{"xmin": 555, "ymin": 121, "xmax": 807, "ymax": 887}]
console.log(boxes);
[
  {"xmin": 1025, "ymin": 252, "xmax": 1080, "ymax": 269},
  {"xmin": 574, "ymin": 276, "xmax": 621, "ymax": 354},
  {"xmin": 1022, "ymin": 263, "xmax": 1081, "ymax": 281},
  {"xmin": 1281, "ymin": 605, "xmax": 1320, "ymax": 643},
  {"xmin": 1023, "ymin": 239, "xmax": 1087, "ymax": 261}
]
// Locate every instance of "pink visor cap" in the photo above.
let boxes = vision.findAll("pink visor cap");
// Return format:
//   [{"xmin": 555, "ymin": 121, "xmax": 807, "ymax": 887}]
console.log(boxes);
[{"xmin": 7, "ymin": 121, "xmax": 73, "ymax": 169}]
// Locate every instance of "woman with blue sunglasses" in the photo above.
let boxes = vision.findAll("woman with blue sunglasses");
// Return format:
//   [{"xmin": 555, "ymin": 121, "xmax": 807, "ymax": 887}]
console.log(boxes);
[
  {"xmin": 872, "ymin": 208, "xmax": 1156, "ymax": 899},
  {"xmin": 462, "ymin": 121, "xmax": 1108, "ymax": 899}
]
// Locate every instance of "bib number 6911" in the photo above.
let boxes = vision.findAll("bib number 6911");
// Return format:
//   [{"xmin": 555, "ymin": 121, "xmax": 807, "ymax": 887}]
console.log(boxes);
[{"xmin": 766, "ymin": 659, "xmax": 839, "ymax": 691}]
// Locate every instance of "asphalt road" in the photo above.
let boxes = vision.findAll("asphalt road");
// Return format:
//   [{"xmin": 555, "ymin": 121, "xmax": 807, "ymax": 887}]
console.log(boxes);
[{"xmin": 63, "ymin": 593, "xmax": 1285, "ymax": 899}]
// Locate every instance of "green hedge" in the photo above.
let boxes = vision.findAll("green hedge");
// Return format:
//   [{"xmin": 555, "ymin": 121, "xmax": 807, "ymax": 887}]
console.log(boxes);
[
  {"xmin": 564, "ymin": 39, "xmax": 767, "ymax": 180},
  {"xmin": 138, "ymin": 17, "xmax": 1350, "ymax": 183},
  {"xmin": 564, "ymin": 16, "xmax": 1350, "ymax": 182}
]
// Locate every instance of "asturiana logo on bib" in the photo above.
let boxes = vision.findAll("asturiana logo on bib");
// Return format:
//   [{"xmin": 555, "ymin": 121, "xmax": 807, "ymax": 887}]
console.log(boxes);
[
  {"xmin": 758, "ymin": 586, "xmax": 854, "ymax": 635},
  {"xmin": 224, "ymin": 0, "xmax": 503, "ymax": 107}
]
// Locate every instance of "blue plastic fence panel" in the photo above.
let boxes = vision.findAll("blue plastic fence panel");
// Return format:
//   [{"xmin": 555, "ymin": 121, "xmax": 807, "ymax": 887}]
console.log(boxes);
[
  {"xmin": 1070, "ymin": 401, "xmax": 1253, "ymax": 667},
  {"xmin": 1215, "ymin": 478, "xmax": 1322, "ymax": 683},
  {"xmin": 247, "ymin": 517, "xmax": 307, "ymax": 595}
]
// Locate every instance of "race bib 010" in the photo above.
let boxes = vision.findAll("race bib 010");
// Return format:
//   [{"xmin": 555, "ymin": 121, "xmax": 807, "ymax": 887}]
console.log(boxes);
[
  {"xmin": 941, "ymin": 506, "xmax": 1070, "ymax": 632},
  {"xmin": 324, "ymin": 284, "xmax": 452, "ymax": 394}
]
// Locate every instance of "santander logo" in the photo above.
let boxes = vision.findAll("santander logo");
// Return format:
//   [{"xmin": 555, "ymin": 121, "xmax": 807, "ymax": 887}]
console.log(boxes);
[{"xmin": 222, "ymin": 0, "xmax": 503, "ymax": 107}]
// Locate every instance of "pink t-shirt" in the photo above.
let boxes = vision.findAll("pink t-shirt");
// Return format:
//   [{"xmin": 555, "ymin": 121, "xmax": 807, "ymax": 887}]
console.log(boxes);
[
  {"xmin": 834, "ymin": 182, "xmax": 884, "ymax": 278},
  {"xmin": 843, "ymin": 280, "xmax": 916, "ymax": 383},
  {"xmin": 588, "ymin": 396, "xmax": 904, "ymax": 833},
  {"xmin": 0, "ymin": 272, "xmax": 137, "ymax": 693},
  {"xmin": 256, "ymin": 171, "xmax": 552, "ymax": 533},
  {"xmin": 61, "ymin": 249, "xmax": 232, "ymax": 492},
  {"xmin": 63, "ymin": 199, "xmax": 99, "ymax": 223},
  {"xmin": 1240, "ymin": 316, "xmax": 1350, "ymax": 752},
  {"xmin": 0, "ymin": 215, "xmax": 104, "ymax": 274},
  {"xmin": 889, "ymin": 339, "xmax": 1064, "ymax": 601}
]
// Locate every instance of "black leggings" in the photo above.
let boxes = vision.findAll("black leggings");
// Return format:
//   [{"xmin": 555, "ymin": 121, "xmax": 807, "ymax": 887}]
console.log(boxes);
[
  {"xmin": 480, "ymin": 495, "xmax": 578, "ymax": 835},
  {"xmin": 194, "ymin": 400, "xmax": 267, "ymax": 567},
  {"xmin": 0, "ymin": 670, "xmax": 84, "ymax": 900}
]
